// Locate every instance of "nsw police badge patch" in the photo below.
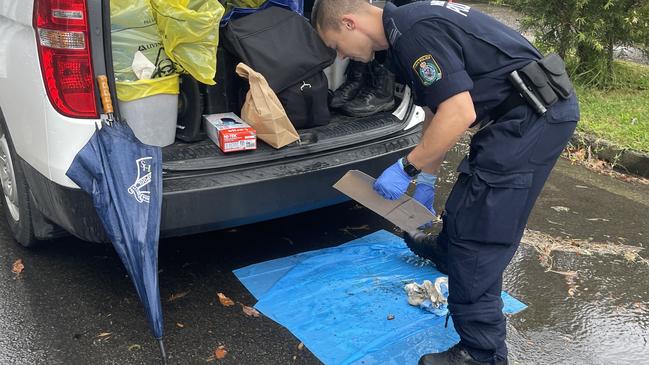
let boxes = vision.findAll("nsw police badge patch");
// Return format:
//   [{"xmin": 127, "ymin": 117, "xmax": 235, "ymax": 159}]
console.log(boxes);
[{"xmin": 413, "ymin": 54, "xmax": 442, "ymax": 86}]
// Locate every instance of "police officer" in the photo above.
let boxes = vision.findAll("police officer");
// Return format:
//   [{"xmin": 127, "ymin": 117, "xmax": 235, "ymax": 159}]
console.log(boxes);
[{"xmin": 312, "ymin": 0, "xmax": 579, "ymax": 364}]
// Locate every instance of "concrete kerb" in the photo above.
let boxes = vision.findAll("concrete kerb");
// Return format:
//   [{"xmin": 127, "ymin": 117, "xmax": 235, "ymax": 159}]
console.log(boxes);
[{"xmin": 568, "ymin": 131, "xmax": 649, "ymax": 178}]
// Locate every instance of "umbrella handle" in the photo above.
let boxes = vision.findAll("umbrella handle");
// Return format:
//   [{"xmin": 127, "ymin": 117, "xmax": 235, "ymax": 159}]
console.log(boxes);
[
  {"xmin": 158, "ymin": 339, "xmax": 168, "ymax": 365},
  {"xmin": 97, "ymin": 75, "xmax": 115, "ymax": 122}
]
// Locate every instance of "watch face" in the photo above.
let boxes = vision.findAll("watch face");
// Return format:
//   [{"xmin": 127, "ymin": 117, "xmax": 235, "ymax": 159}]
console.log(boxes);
[
  {"xmin": 402, "ymin": 157, "xmax": 420, "ymax": 177},
  {"xmin": 404, "ymin": 164, "xmax": 419, "ymax": 177}
]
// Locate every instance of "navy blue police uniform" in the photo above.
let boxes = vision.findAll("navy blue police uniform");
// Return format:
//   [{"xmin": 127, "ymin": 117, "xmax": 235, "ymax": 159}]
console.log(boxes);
[{"xmin": 382, "ymin": 1, "xmax": 580, "ymax": 362}]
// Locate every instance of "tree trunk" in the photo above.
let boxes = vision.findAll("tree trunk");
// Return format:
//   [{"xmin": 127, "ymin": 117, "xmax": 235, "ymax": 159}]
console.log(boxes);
[
  {"xmin": 557, "ymin": 3, "xmax": 571, "ymax": 60},
  {"xmin": 558, "ymin": 27, "xmax": 569, "ymax": 60},
  {"xmin": 607, "ymin": 32, "xmax": 615, "ymax": 70}
]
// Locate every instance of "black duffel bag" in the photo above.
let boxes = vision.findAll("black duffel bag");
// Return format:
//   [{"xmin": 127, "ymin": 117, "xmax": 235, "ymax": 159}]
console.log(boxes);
[{"xmin": 223, "ymin": 6, "xmax": 336, "ymax": 129}]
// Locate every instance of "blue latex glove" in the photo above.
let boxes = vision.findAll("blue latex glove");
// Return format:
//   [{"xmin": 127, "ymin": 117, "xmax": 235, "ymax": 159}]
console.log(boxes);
[
  {"xmin": 412, "ymin": 172, "xmax": 437, "ymax": 215},
  {"xmin": 373, "ymin": 158, "xmax": 412, "ymax": 200}
]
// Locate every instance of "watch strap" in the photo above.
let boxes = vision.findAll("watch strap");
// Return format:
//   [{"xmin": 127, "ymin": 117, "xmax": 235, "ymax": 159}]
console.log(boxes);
[{"xmin": 401, "ymin": 156, "xmax": 421, "ymax": 177}]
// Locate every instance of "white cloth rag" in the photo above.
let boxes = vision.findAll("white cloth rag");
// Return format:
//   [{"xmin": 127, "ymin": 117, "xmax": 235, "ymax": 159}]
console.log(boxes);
[{"xmin": 404, "ymin": 277, "xmax": 448, "ymax": 309}]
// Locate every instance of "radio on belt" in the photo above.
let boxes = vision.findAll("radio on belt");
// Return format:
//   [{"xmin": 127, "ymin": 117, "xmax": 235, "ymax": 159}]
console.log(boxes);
[{"xmin": 203, "ymin": 113, "xmax": 257, "ymax": 153}]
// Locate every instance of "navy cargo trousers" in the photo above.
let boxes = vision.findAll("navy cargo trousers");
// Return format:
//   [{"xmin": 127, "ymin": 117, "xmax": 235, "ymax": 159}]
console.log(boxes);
[{"xmin": 434, "ymin": 94, "xmax": 579, "ymax": 362}]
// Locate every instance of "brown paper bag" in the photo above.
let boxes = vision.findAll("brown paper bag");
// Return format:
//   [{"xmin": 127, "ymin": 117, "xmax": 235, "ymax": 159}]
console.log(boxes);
[{"xmin": 235, "ymin": 63, "xmax": 300, "ymax": 149}]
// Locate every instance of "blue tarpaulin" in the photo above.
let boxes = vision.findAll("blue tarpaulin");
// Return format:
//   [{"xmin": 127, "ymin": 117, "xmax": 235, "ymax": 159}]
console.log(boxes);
[{"xmin": 234, "ymin": 230, "xmax": 526, "ymax": 365}]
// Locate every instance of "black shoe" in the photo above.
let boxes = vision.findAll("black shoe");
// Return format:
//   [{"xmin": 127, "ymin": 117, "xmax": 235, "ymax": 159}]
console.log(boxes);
[
  {"xmin": 404, "ymin": 230, "xmax": 448, "ymax": 275},
  {"xmin": 419, "ymin": 344, "xmax": 508, "ymax": 365},
  {"xmin": 329, "ymin": 61, "xmax": 369, "ymax": 109},
  {"xmin": 342, "ymin": 60, "xmax": 395, "ymax": 117}
]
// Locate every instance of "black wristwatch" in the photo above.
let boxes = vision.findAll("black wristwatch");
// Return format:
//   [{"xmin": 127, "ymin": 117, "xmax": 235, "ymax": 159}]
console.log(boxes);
[{"xmin": 401, "ymin": 156, "xmax": 421, "ymax": 178}]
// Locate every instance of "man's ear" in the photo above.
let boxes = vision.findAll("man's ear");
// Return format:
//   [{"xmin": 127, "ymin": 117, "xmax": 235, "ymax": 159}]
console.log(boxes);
[{"xmin": 340, "ymin": 14, "xmax": 356, "ymax": 30}]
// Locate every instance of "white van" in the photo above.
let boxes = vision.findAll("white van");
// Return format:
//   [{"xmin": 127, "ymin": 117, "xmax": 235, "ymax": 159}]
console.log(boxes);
[{"xmin": 0, "ymin": 0, "xmax": 424, "ymax": 247}]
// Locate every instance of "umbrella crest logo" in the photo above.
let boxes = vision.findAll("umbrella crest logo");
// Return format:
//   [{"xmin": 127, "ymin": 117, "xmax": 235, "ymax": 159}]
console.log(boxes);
[{"xmin": 128, "ymin": 157, "xmax": 153, "ymax": 203}]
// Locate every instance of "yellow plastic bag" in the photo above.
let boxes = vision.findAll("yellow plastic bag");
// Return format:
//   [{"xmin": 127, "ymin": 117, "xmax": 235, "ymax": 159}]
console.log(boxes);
[
  {"xmin": 110, "ymin": 0, "xmax": 175, "ymax": 82},
  {"xmin": 148, "ymin": 0, "xmax": 225, "ymax": 85},
  {"xmin": 116, "ymin": 74, "xmax": 179, "ymax": 102},
  {"xmin": 225, "ymin": 0, "xmax": 266, "ymax": 10}
]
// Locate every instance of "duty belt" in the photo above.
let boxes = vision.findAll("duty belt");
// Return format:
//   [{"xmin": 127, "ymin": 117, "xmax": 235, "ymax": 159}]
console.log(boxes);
[
  {"xmin": 481, "ymin": 53, "xmax": 575, "ymax": 127},
  {"xmin": 488, "ymin": 91, "xmax": 527, "ymax": 123}
]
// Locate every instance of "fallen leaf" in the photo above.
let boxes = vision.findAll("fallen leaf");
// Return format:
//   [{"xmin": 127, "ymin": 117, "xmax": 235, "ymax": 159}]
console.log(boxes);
[
  {"xmin": 550, "ymin": 206, "xmax": 570, "ymax": 212},
  {"xmin": 97, "ymin": 332, "xmax": 112, "ymax": 337},
  {"xmin": 387, "ymin": 314, "xmax": 395, "ymax": 320},
  {"xmin": 214, "ymin": 345, "xmax": 227, "ymax": 359},
  {"xmin": 343, "ymin": 224, "xmax": 370, "ymax": 231},
  {"xmin": 176, "ymin": 322, "xmax": 185, "ymax": 328},
  {"xmin": 168, "ymin": 290, "xmax": 190, "ymax": 302},
  {"xmin": 567, "ymin": 287, "xmax": 577, "ymax": 297},
  {"xmin": 624, "ymin": 251, "xmax": 638, "ymax": 262},
  {"xmin": 298, "ymin": 342, "xmax": 304, "ymax": 351},
  {"xmin": 591, "ymin": 160, "xmax": 607, "ymax": 171},
  {"xmin": 548, "ymin": 270, "xmax": 578, "ymax": 279},
  {"xmin": 340, "ymin": 224, "xmax": 371, "ymax": 235},
  {"xmin": 12, "ymin": 259, "xmax": 24, "ymax": 276},
  {"xmin": 217, "ymin": 293, "xmax": 235, "ymax": 307},
  {"xmin": 242, "ymin": 305, "xmax": 260, "ymax": 317},
  {"xmin": 128, "ymin": 344, "xmax": 141, "ymax": 351}
]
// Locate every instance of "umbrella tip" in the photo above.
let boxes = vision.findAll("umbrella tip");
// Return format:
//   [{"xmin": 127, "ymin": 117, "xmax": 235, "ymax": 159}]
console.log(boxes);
[{"xmin": 158, "ymin": 338, "xmax": 168, "ymax": 365}]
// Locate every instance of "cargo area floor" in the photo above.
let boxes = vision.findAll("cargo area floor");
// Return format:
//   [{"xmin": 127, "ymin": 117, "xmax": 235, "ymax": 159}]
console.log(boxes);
[{"xmin": 162, "ymin": 111, "xmax": 405, "ymax": 171}]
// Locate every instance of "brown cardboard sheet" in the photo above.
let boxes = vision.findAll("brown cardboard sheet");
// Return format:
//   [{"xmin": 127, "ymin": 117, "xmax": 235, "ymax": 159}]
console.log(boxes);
[{"xmin": 333, "ymin": 170, "xmax": 436, "ymax": 232}]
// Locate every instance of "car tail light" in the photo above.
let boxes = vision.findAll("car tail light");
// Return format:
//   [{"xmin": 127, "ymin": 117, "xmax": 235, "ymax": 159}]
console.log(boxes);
[{"xmin": 34, "ymin": 0, "xmax": 98, "ymax": 118}]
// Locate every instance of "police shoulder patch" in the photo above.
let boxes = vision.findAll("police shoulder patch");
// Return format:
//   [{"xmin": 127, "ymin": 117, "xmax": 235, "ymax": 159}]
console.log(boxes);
[{"xmin": 412, "ymin": 54, "xmax": 442, "ymax": 86}]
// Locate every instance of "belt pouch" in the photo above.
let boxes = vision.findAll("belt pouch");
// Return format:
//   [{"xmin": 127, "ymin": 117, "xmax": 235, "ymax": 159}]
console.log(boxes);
[
  {"xmin": 538, "ymin": 53, "xmax": 574, "ymax": 99},
  {"xmin": 519, "ymin": 61, "xmax": 558, "ymax": 106}
]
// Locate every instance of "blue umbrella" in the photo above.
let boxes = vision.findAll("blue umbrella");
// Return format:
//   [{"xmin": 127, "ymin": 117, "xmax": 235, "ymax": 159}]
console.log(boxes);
[{"xmin": 66, "ymin": 80, "xmax": 166, "ymax": 362}]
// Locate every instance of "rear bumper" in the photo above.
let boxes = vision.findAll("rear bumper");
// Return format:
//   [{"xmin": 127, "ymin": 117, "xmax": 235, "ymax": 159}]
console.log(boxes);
[{"xmin": 23, "ymin": 130, "xmax": 420, "ymax": 243}]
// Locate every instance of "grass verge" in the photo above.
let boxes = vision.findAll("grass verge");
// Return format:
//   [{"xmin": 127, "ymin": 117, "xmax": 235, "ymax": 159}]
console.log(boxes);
[{"xmin": 576, "ymin": 60, "xmax": 649, "ymax": 153}]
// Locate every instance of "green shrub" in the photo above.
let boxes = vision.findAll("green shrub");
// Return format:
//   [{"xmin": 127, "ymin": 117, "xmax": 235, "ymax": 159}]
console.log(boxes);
[{"xmin": 511, "ymin": 0, "xmax": 649, "ymax": 88}]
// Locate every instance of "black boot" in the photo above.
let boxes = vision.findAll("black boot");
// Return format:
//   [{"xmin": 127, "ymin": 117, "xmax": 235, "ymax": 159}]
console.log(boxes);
[
  {"xmin": 342, "ymin": 60, "xmax": 395, "ymax": 117},
  {"xmin": 419, "ymin": 344, "xmax": 508, "ymax": 365},
  {"xmin": 404, "ymin": 230, "xmax": 448, "ymax": 275},
  {"xmin": 329, "ymin": 61, "xmax": 369, "ymax": 109}
]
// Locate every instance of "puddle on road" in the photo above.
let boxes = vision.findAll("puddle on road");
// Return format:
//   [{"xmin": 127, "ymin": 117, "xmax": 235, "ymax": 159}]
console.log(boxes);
[
  {"xmin": 402, "ymin": 220, "xmax": 648, "ymax": 363},
  {"xmin": 421, "ymin": 137, "xmax": 649, "ymax": 363},
  {"xmin": 505, "ymin": 231, "xmax": 649, "ymax": 364}
]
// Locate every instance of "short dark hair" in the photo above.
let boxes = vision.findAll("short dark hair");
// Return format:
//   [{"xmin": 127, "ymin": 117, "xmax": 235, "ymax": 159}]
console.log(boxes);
[{"xmin": 311, "ymin": 0, "xmax": 368, "ymax": 32}]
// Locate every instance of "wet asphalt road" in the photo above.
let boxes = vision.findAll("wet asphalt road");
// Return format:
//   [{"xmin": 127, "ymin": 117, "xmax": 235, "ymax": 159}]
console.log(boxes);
[
  {"xmin": 1, "ymin": 140, "xmax": 649, "ymax": 365},
  {"xmin": 3, "ymin": 3, "xmax": 646, "ymax": 364}
]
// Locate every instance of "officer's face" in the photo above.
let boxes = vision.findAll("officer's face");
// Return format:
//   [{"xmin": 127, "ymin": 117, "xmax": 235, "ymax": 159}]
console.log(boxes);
[{"xmin": 319, "ymin": 20, "xmax": 374, "ymax": 63}]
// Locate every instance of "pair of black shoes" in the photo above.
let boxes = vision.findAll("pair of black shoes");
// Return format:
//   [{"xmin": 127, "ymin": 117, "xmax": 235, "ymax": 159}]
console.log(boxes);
[{"xmin": 329, "ymin": 60, "xmax": 395, "ymax": 117}]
